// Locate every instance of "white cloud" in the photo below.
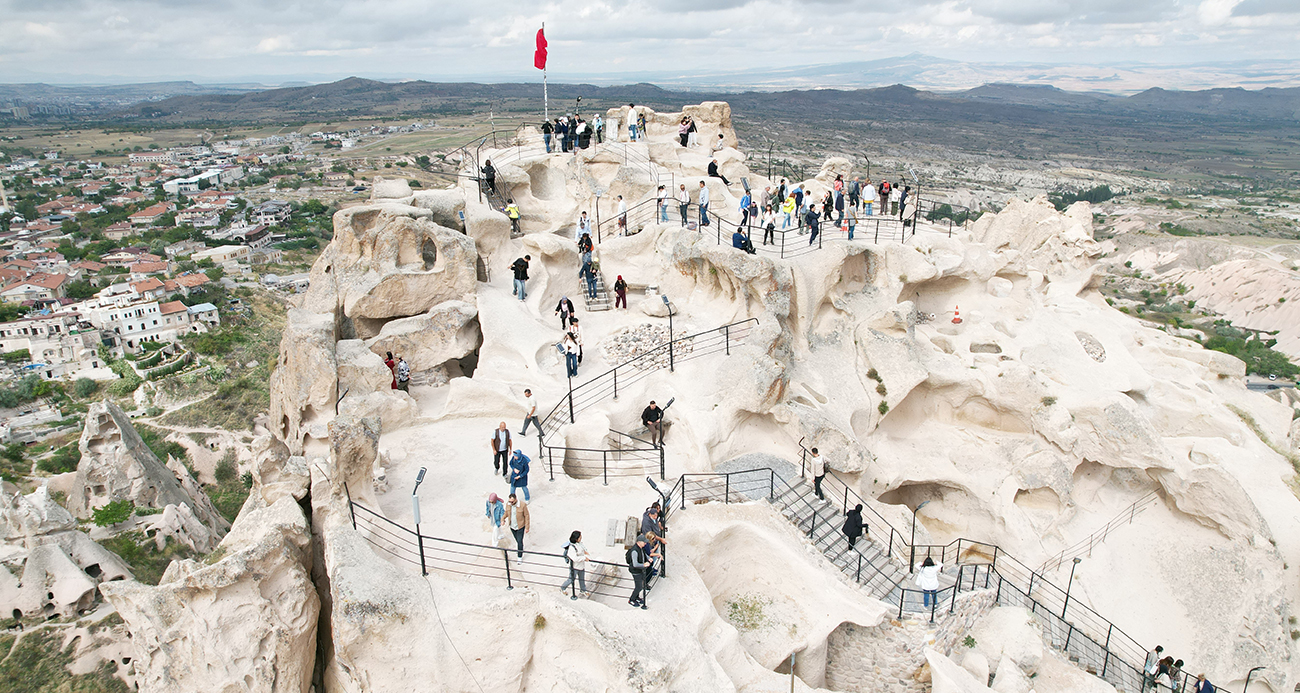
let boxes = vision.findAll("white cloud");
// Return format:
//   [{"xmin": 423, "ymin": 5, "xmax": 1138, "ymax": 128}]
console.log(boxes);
[{"xmin": 0, "ymin": 0, "xmax": 1296, "ymax": 82}]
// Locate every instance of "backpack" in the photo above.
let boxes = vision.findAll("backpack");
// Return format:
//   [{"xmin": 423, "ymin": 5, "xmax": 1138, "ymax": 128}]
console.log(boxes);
[
  {"xmin": 562, "ymin": 542, "xmax": 572, "ymax": 564},
  {"xmin": 625, "ymin": 545, "xmax": 644, "ymax": 570}
]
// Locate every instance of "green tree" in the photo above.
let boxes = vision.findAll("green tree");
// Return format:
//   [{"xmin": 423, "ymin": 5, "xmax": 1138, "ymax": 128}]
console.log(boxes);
[
  {"xmin": 65, "ymin": 279, "xmax": 97, "ymax": 300},
  {"xmin": 74, "ymin": 377, "xmax": 99, "ymax": 397},
  {"xmin": 92, "ymin": 499, "xmax": 134, "ymax": 527},
  {"xmin": 205, "ymin": 266, "xmax": 225, "ymax": 281}
]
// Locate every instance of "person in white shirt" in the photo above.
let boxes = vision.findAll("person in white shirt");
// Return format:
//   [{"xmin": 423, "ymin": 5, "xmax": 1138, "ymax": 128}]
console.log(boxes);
[
  {"xmin": 677, "ymin": 184, "xmax": 690, "ymax": 227},
  {"xmin": 657, "ymin": 185, "xmax": 668, "ymax": 223},
  {"xmin": 712, "ymin": 133, "xmax": 726, "ymax": 154},
  {"xmin": 809, "ymin": 446, "xmax": 826, "ymax": 500},
  {"xmin": 863, "ymin": 179, "xmax": 878, "ymax": 216},
  {"xmin": 520, "ymin": 388, "xmax": 540, "ymax": 436},
  {"xmin": 568, "ymin": 317, "xmax": 584, "ymax": 365},
  {"xmin": 697, "ymin": 181, "xmax": 711, "ymax": 227},
  {"xmin": 617, "ymin": 195, "xmax": 628, "ymax": 234},
  {"xmin": 560, "ymin": 530, "xmax": 591, "ymax": 597},
  {"xmin": 576, "ymin": 212, "xmax": 591, "ymax": 243},
  {"xmin": 916, "ymin": 557, "xmax": 943, "ymax": 608},
  {"xmin": 890, "ymin": 184, "xmax": 902, "ymax": 216}
]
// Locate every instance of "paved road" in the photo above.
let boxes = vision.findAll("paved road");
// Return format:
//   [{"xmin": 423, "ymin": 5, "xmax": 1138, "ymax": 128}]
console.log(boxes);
[{"xmin": 1247, "ymin": 382, "xmax": 1295, "ymax": 391}]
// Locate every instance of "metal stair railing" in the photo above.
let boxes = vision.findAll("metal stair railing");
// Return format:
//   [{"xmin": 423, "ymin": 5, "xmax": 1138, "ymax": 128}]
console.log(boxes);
[
  {"xmin": 537, "ymin": 318, "xmax": 760, "ymax": 442},
  {"xmin": 344, "ymin": 482, "xmax": 665, "ymax": 603},
  {"xmin": 697, "ymin": 459, "xmax": 1221, "ymax": 693},
  {"xmin": 1038, "ymin": 491, "xmax": 1160, "ymax": 574}
]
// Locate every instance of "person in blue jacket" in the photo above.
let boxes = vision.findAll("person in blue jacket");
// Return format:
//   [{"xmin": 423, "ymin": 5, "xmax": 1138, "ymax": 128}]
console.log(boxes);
[
  {"xmin": 485, "ymin": 493, "xmax": 505, "ymax": 545},
  {"xmin": 509, "ymin": 449, "xmax": 531, "ymax": 501}
]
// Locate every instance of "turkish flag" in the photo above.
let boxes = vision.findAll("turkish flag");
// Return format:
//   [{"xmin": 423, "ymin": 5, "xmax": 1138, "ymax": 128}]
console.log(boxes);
[{"xmin": 534, "ymin": 28, "xmax": 547, "ymax": 70}]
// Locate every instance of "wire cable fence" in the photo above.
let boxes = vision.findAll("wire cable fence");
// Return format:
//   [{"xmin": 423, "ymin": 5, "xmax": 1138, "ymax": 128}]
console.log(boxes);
[
  {"xmin": 346, "ymin": 486, "xmax": 665, "ymax": 605},
  {"xmin": 1037, "ymin": 491, "xmax": 1160, "ymax": 574}
]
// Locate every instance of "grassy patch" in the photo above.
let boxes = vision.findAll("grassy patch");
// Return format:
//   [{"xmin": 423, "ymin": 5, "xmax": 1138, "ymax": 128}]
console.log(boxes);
[
  {"xmin": 134, "ymin": 423, "xmax": 187, "ymax": 464},
  {"xmin": 160, "ymin": 377, "xmax": 268, "ymax": 432},
  {"xmin": 1226, "ymin": 404, "xmax": 1300, "ymax": 474},
  {"xmin": 206, "ymin": 472, "xmax": 252, "ymax": 524},
  {"xmin": 725, "ymin": 593, "xmax": 772, "ymax": 632},
  {"xmin": 98, "ymin": 532, "xmax": 193, "ymax": 586},
  {"xmin": 0, "ymin": 627, "xmax": 130, "ymax": 693}
]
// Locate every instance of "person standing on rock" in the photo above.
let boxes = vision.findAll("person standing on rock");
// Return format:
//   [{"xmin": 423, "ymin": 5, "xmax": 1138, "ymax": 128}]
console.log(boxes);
[
  {"xmin": 805, "ymin": 207, "xmax": 820, "ymax": 246},
  {"xmin": 738, "ymin": 190, "xmax": 752, "ymax": 228},
  {"xmin": 569, "ymin": 317, "xmax": 585, "ymax": 364},
  {"xmin": 808, "ymin": 447, "xmax": 826, "ymax": 500},
  {"xmin": 835, "ymin": 187, "xmax": 846, "ymax": 227},
  {"xmin": 505, "ymin": 492, "xmax": 530, "ymax": 564},
  {"xmin": 593, "ymin": 114, "xmax": 604, "ymax": 144},
  {"xmin": 763, "ymin": 206, "xmax": 777, "ymax": 245},
  {"xmin": 556, "ymin": 117, "xmax": 569, "ymax": 153},
  {"xmin": 637, "ymin": 110, "xmax": 648, "ymax": 141},
  {"xmin": 641, "ymin": 400, "xmax": 664, "ymax": 446},
  {"xmin": 555, "ymin": 295, "xmax": 576, "ymax": 330},
  {"xmin": 614, "ymin": 275, "xmax": 628, "ymax": 309},
  {"xmin": 916, "ymin": 556, "xmax": 942, "ymax": 608},
  {"xmin": 821, "ymin": 191, "xmax": 834, "ymax": 222},
  {"xmin": 562, "ymin": 332, "xmax": 580, "ymax": 378},
  {"xmin": 541, "ymin": 119, "xmax": 554, "ymax": 153},
  {"xmin": 843, "ymin": 504, "xmax": 868, "ymax": 548},
  {"xmin": 384, "ymin": 351, "xmax": 397, "ymax": 389},
  {"xmin": 849, "ymin": 177, "xmax": 861, "ymax": 211},
  {"xmin": 626, "ymin": 534, "xmax": 650, "ymax": 609},
  {"xmin": 560, "ymin": 530, "xmax": 591, "ymax": 598},
  {"xmin": 485, "ymin": 493, "xmax": 505, "ymax": 545},
  {"xmin": 780, "ymin": 194, "xmax": 795, "ymax": 231},
  {"xmin": 678, "ymin": 117, "xmax": 691, "ymax": 147},
  {"xmin": 686, "ymin": 116, "xmax": 698, "ymax": 148},
  {"xmin": 678, "ymin": 184, "xmax": 690, "ymax": 227},
  {"xmin": 698, "ymin": 181, "xmax": 711, "ymax": 227},
  {"xmin": 521, "ymin": 389, "xmax": 541, "ymax": 436},
  {"xmin": 863, "ymin": 178, "xmax": 877, "ymax": 216},
  {"xmin": 899, "ymin": 186, "xmax": 910, "ymax": 221},
  {"xmin": 641, "ymin": 502, "xmax": 668, "ymax": 578},
  {"xmin": 509, "ymin": 448, "xmax": 531, "ymax": 501},
  {"xmin": 626, "ymin": 105, "xmax": 639, "ymax": 141},
  {"xmin": 617, "ymin": 195, "xmax": 628, "ymax": 234},
  {"xmin": 846, "ymin": 203, "xmax": 858, "ymax": 241},
  {"xmin": 890, "ymin": 183, "xmax": 902, "ymax": 217},
  {"xmin": 490, "ymin": 422, "xmax": 512, "ymax": 478},
  {"xmin": 510, "ymin": 254, "xmax": 530, "ymax": 301},
  {"xmin": 396, "ymin": 357, "xmax": 411, "ymax": 392},
  {"xmin": 504, "ymin": 199, "xmax": 521, "ymax": 236},
  {"xmin": 657, "ymin": 185, "xmax": 668, "ymax": 223}
]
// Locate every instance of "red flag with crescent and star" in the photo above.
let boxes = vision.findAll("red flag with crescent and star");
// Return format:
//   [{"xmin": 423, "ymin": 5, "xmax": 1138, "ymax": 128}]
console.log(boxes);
[{"xmin": 534, "ymin": 28, "xmax": 548, "ymax": 70}]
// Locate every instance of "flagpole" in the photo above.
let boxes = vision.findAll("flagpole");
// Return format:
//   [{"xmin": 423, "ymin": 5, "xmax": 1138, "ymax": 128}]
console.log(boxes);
[{"xmin": 542, "ymin": 23, "xmax": 549, "ymax": 122}]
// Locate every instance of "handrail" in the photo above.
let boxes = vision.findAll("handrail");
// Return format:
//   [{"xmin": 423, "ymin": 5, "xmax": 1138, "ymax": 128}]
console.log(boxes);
[
  {"xmin": 538, "ymin": 317, "xmax": 760, "ymax": 441},
  {"xmin": 346, "ymin": 484, "xmax": 665, "ymax": 603},
  {"xmin": 1038, "ymin": 491, "xmax": 1160, "ymax": 574}
]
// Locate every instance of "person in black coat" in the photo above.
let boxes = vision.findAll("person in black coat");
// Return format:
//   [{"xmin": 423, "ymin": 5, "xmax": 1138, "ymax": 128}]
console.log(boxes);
[
  {"xmin": 707, "ymin": 159, "xmax": 730, "ymax": 186},
  {"xmin": 843, "ymin": 504, "xmax": 868, "ymax": 547},
  {"xmin": 554, "ymin": 296, "xmax": 575, "ymax": 330}
]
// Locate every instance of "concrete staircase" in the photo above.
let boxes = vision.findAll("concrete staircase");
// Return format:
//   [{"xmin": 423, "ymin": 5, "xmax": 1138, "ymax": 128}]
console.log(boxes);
[
  {"xmin": 769, "ymin": 479, "xmax": 956, "ymax": 615},
  {"xmin": 582, "ymin": 269, "xmax": 612, "ymax": 312}
]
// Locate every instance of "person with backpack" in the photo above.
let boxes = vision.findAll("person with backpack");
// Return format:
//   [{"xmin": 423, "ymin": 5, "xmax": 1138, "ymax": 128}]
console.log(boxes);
[
  {"xmin": 509, "ymin": 449, "xmax": 531, "ymax": 501},
  {"xmin": 560, "ymin": 530, "xmax": 591, "ymax": 598},
  {"xmin": 510, "ymin": 254, "xmax": 530, "ymax": 301},
  {"xmin": 641, "ymin": 503, "xmax": 668, "ymax": 578},
  {"xmin": 849, "ymin": 177, "xmax": 861, "ymax": 211},
  {"xmin": 489, "ymin": 422, "xmax": 512, "ymax": 478},
  {"xmin": 504, "ymin": 199, "xmax": 521, "ymax": 236},
  {"xmin": 1143, "ymin": 646, "xmax": 1164, "ymax": 691},
  {"xmin": 614, "ymin": 275, "xmax": 628, "ymax": 309},
  {"xmin": 579, "ymin": 251, "xmax": 597, "ymax": 299},
  {"xmin": 480, "ymin": 160, "xmax": 496, "ymax": 197},
  {"xmin": 555, "ymin": 295, "xmax": 575, "ymax": 330},
  {"xmin": 396, "ymin": 357, "xmax": 410, "ymax": 392},
  {"xmin": 626, "ymin": 534, "xmax": 650, "ymax": 608},
  {"xmin": 541, "ymin": 120, "xmax": 554, "ymax": 153},
  {"xmin": 843, "ymin": 504, "xmax": 868, "ymax": 548}
]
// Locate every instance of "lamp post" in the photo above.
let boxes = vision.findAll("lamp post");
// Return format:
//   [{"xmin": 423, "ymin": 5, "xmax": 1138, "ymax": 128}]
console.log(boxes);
[
  {"xmin": 909, "ymin": 500, "xmax": 931, "ymax": 572},
  {"xmin": 1243, "ymin": 665, "xmax": 1265, "ymax": 693},
  {"xmin": 663, "ymin": 295, "xmax": 675, "ymax": 372},
  {"xmin": 413, "ymin": 467, "xmax": 427, "ymax": 576},
  {"xmin": 862, "ymin": 153, "xmax": 871, "ymax": 180},
  {"xmin": 1061, "ymin": 557, "xmax": 1082, "ymax": 619}
]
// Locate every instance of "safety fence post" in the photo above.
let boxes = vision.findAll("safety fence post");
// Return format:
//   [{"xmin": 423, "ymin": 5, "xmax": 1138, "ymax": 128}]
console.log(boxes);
[
  {"xmin": 602, "ymin": 450, "xmax": 608, "ymax": 486},
  {"xmin": 504, "ymin": 548, "xmax": 513, "ymax": 589},
  {"xmin": 417, "ymin": 533, "xmax": 428, "ymax": 576}
]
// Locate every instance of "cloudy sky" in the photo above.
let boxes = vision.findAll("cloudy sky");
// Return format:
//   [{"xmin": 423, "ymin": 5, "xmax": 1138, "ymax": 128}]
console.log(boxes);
[{"xmin": 1, "ymin": 0, "xmax": 1298, "ymax": 84}]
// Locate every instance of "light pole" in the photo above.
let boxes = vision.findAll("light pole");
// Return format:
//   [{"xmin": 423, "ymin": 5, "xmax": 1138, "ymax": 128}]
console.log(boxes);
[
  {"xmin": 413, "ymin": 467, "xmax": 427, "ymax": 576},
  {"xmin": 1061, "ymin": 557, "xmax": 1082, "ymax": 619},
  {"xmin": 662, "ymin": 295, "xmax": 675, "ymax": 372},
  {"xmin": 909, "ymin": 500, "xmax": 931, "ymax": 572},
  {"xmin": 1243, "ymin": 665, "xmax": 1265, "ymax": 693},
  {"xmin": 862, "ymin": 153, "xmax": 871, "ymax": 180}
]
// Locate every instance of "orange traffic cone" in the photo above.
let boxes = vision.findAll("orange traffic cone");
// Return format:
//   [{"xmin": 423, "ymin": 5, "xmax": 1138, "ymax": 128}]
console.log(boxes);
[{"xmin": 952, "ymin": 305, "xmax": 963, "ymax": 324}]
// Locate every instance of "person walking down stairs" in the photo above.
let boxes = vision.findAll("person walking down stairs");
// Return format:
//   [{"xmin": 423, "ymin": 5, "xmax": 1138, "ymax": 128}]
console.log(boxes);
[
  {"xmin": 843, "ymin": 504, "xmax": 868, "ymax": 548},
  {"xmin": 808, "ymin": 447, "xmax": 826, "ymax": 500}
]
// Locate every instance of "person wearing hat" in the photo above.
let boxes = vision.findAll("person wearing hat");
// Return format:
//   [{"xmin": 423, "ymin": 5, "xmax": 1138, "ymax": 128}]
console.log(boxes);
[{"xmin": 626, "ymin": 534, "xmax": 650, "ymax": 609}]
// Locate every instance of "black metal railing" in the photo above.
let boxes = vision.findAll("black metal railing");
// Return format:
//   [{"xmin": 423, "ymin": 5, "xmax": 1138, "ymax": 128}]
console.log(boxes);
[
  {"xmin": 540, "ymin": 430, "xmax": 665, "ymax": 483},
  {"xmin": 537, "ymin": 318, "xmax": 760, "ymax": 440},
  {"xmin": 346, "ymin": 484, "xmax": 665, "ymax": 604}
]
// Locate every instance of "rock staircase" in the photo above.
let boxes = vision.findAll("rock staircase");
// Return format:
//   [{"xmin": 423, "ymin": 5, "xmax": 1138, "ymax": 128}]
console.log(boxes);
[{"xmin": 581, "ymin": 269, "xmax": 612, "ymax": 312}]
